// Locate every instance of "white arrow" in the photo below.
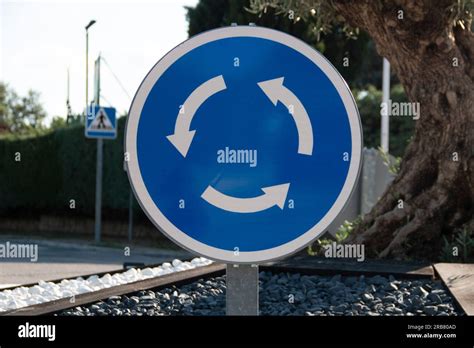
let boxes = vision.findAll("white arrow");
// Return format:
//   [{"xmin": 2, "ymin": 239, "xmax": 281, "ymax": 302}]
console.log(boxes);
[
  {"xmin": 258, "ymin": 77, "xmax": 314, "ymax": 155},
  {"xmin": 201, "ymin": 183, "xmax": 290, "ymax": 213},
  {"xmin": 167, "ymin": 75, "xmax": 227, "ymax": 157}
]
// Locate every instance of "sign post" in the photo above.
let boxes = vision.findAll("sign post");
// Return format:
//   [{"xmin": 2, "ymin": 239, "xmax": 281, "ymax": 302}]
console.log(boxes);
[
  {"xmin": 86, "ymin": 56, "xmax": 117, "ymax": 243},
  {"xmin": 95, "ymin": 137, "xmax": 103, "ymax": 243},
  {"xmin": 94, "ymin": 56, "xmax": 102, "ymax": 243},
  {"xmin": 125, "ymin": 26, "xmax": 362, "ymax": 315},
  {"xmin": 226, "ymin": 264, "xmax": 259, "ymax": 315}
]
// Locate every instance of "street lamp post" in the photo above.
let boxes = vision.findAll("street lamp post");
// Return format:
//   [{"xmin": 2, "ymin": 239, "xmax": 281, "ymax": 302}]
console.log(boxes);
[
  {"xmin": 85, "ymin": 20, "xmax": 96, "ymax": 119},
  {"xmin": 85, "ymin": 20, "xmax": 104, "ymax": 244}
]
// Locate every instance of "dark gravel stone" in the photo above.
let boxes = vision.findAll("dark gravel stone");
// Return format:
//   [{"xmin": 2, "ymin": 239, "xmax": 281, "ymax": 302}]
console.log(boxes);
[
  {"xmin": 427, "ymin": 293, "xmax": 443, "ymax": 304},
  {"xmin": 424, "ymin": 306, "xmax": 438, "ymax": 315},
  {"xmin": 361, "ymin": 293, "xmax": 374, "ymax": 301},
  {"xmin": 57, "ymin": 272, "xmax": 461, "ymax": 317}
]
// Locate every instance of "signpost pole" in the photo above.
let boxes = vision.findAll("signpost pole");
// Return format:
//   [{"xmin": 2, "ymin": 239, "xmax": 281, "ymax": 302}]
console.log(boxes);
[
  {"xmin": 128, "ymin": 188, "xmax": 133, "ymax": 242},
  {"xmin": 226, "ymin": 264, "xmax": 259, "ymax": 316},
  {"xmin": 123, "ymin": 160, "xmax": 133, "ymax": 242},
  {"xmin": 95, "ymin": 139, "xmax": 103, "ymax": 243},
  {"xmin": 94, "ymin": 55, "xmax": 102, "ymax": 243}
]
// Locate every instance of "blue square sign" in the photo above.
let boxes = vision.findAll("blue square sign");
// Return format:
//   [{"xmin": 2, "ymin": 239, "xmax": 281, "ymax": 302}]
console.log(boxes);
[{"xmin": 85, "ymin": 105, "xmax": 117, "ymax": 139}]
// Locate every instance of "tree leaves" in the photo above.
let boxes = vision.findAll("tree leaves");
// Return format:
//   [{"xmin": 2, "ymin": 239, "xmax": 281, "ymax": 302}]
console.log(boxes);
[{"xmin": 0, "ymin": 82, "xmax": 46, "ymax": 135}]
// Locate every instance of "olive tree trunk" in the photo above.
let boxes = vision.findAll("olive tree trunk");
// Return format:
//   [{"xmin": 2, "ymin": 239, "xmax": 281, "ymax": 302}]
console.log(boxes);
[{"xmin": 333, "ymin": 0, "xmax": 474, "ymax": 259}]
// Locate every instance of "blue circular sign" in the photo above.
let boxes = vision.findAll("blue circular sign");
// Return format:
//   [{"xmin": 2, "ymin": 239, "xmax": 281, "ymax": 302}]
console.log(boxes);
[{"xmin": 126, "ymin": 26, "xmax": 362, "ymax": 263}]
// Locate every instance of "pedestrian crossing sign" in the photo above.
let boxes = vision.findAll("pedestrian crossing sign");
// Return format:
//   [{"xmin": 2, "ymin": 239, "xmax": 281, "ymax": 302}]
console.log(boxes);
[{"xmin": 85, "ymin": 105, "xmax": 117, "ymax": 139}]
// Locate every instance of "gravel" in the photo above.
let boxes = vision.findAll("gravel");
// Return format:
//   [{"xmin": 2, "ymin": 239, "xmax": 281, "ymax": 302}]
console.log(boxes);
[
  {"xmin": 58, "ymin": 272, "xmax": 461, "ymax": 316},
  {"xmin": 0, "ymin": 257, "xmax": 212, "ymax": 312}
]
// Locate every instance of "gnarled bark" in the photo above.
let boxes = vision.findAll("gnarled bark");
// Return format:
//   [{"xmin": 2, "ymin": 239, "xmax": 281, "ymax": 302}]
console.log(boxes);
[{"xmin": 332, "ymin": 0, "xmax": 474, "ymax": 259}]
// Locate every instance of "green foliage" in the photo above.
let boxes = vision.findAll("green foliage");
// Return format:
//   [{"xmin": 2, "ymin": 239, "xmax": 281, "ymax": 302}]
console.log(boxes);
[
  {"xmin": 248, "ymin": 0, "xmax": 348, "ymax": 41},
  {"xmin": 186, "ymin": 0, "xmax": 229, "ymax": 36},
  {"xmin": 440, "ymin": 227, "xmax": 474, "ymax": 262},
  {"xmin": 0, "ymin": 82, "xmax": 46, "ymax": 134},
  {"xmin": 250, "ymin": 0, "xmax": 474, "ymax": 36},
  {"xmin": 186, "ymin": 0, "xmax": 384, "ymax": 89},
  {"xmin": 0, "ymin": 83, "xmax": 7, "ymax": 128},
  {"xmin": 335, "ymin": 217, "xmax": 361, "ymax": 242},
  {"xmin": 307, "ymin": 217, "xmax": 361, "ymax": 256},
  {"xmin": 49, "ymin": 116, "xmax": 67, "ymax": 130},
  {"xmin": 186, "ymin": 0, "xmax": 316, "ymax": 41},
  {"xmin": 0, "ymin": 117, "xmax": 133, "ymax": 219},
  {"xmin": 378, "ymin": 146, "xmax": 401, "ymax": 175},
  {"xmin": 354, "ymin": 84, "xmax": 414, "ymax": 157}
]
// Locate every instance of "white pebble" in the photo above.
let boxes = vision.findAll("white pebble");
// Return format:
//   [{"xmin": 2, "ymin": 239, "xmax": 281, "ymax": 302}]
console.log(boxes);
[
  {"xmin": 162, "ymin": 262, "xmax": 172, "ymax": 269},
  {"xmin": 172, "ymin": 259, "xmax": 182, "ymax": 267},
  {"xmin": 141, "ymin": 268, "xmax": 154, "ymax": 277},
  {"xmin": 0, "ymin": 257, "xmax": 212, "ymax": 312}
]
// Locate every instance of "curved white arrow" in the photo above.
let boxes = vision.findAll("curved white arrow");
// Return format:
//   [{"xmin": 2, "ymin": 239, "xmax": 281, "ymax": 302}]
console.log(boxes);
[
  {"xmin": 167, "ymin": 75, "xmax": 227, "ymax": 157},
  {"xmin": 258, "ymin": 77, "xmax": 313, "ymax": 156},
  {"xmin": 201, "ymin": 183, "xmax": 290, "ymax": 213}
]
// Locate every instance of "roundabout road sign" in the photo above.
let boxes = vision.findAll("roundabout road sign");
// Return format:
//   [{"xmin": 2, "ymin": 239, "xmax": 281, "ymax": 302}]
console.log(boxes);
[{"xmin": 125, "ymin": 26, "xmax": 362, "ymax": 263}]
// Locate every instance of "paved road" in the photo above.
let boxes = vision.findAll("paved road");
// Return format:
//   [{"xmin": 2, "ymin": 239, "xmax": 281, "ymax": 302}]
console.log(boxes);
[{"xmin": 0, "ymin": 236, "xmax": 191, "ymax": 287}]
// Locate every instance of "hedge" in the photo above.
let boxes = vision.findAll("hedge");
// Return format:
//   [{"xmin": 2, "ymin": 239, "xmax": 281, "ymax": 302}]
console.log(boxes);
[{"xmin": 0, "ymin": 117, "xmax": 132, "ymax": 219}]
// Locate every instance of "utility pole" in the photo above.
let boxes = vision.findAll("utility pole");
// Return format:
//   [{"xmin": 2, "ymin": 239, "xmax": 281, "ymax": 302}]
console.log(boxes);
[
  {"xmin": 94, "ymin": 54, "xmax": 103, "ymax": 243},
  {"xmin": 85, "ymin": 20, "xmax": 102, "ymax": 243},
  {"xmin": 85, "ymin": 20, "xmax": 96, "ymax": 121}
]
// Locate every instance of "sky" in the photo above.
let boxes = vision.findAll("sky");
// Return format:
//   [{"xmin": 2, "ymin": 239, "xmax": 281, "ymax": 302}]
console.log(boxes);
[{"xmin": 0, "ymin": 0, "xmax": 199, "ymax": 123}]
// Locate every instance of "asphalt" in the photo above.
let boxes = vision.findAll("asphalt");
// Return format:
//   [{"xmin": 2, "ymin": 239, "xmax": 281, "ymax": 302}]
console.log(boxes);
[{"xmin": 0, "ymin": 235, "xmax": 191, "ymax": 287}]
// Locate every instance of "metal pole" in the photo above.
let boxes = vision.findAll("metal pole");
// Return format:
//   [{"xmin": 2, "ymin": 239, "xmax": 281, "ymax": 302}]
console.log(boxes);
[
  {"xmin": 128, "ymin": 188, "xmax": 133, "ymax": 242},
  {"xmin": 123, "ymin": 159, "xmax": 133, "ymax": 242},
  {"xmin": 226, "ymin": 264, "xmax": 259, "ymax": 315},
  {"xmin": 381, "ymin": 58, "xmax": 390, "ymax": 152},
  {"xmin": 85, "ymin": 20, "xmax": 96, "ymax": 121},
  {"xmin": 95, "ymin": 139, "xmax": 103, "ymax": 243},
  {"xmin": 94, "ymin": 55, "xmax": 102, "ymax": 243},
  {"xmin": 85, "ymin": 30, "xmax": 88, "ymax": 121}
]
